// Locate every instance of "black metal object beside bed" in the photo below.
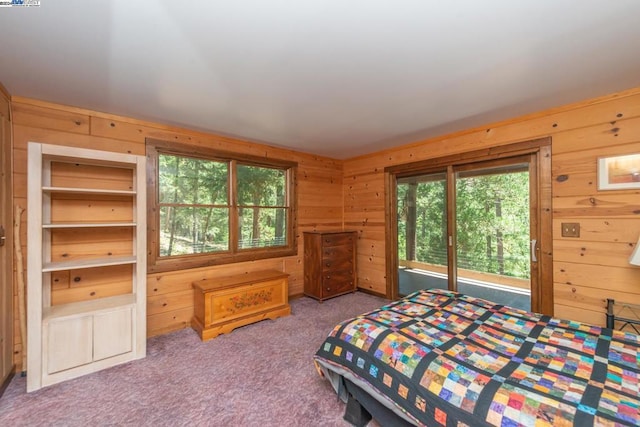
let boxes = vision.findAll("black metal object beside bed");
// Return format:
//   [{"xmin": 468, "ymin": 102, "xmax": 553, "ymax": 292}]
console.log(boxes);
[{"xmin": 607, "ymin": 298, "xmax": 640, "ymax": 333}]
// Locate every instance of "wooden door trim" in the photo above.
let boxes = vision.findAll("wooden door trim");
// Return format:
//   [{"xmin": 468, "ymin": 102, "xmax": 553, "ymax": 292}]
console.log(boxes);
[
  {"xmin": 385, "ymin": 137, "xmax": 550, "ymax": 175},
  {"xmin": 384, "ymin": 170, "xmax": 399, "ymax": 300},
  {"xmin": 385, "ymin": 137, "xmax": 553, "ymax": 315},
  {"xmin": 537, "ymin": 144, "xmax": 553, "ymax": 315},
  {"xmin": 0, "ymin": 90, "xmax": 14, "ymax": 385}
]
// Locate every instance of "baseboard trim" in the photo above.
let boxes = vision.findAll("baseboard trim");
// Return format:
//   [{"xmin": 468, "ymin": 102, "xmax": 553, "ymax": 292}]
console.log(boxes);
[{"xmin": 356, "ymin": 288, "xmax": 388, "ymax": 299}]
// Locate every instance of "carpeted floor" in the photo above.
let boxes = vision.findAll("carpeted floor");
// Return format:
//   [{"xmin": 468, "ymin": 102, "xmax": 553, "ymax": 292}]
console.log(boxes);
[{"xmin": 0, "ymin": 292, "xmax": 388, "ymax": 427}]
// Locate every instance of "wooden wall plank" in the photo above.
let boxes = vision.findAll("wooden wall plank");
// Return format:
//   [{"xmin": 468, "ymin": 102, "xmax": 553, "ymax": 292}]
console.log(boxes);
[
  {"xmin": 552, "ymin": 118, "xmax": 640, "ymax": 155},
  {"xmin": 12, "ymin": 124, "xmax": 145, "ymax": 155},
  {"xmin": 553, "ymin": 281, "xmax": 638, "ymax": 314},
  {"xmin": 147, "ymin": 258, "xmax": 285, "ymax": 296},
  {"xmin": 147, "ymin": 307, "xmax": 193, "ymax": 337},
  {"xmin": 148, "ymin": 289, "xmax": 194, "ymax": 316},
  {"xmin": 12, "ymin": 102, "xmax": 90, "ymax": 134},
  {"xmin": 552, "ymin": 139, "xmax": 640, "ymax": 176},
  {"xmin": 554, "ymin": 261, "xmax": 640, "ymax": 291},
  {"xmin": 553, "ymin": 303, "xmax": 603, "ymax": 325},
  {"xmin": 552, "ymin": 194, "xmax": 640, "ymax": 218},
  {"xmin": 547, "ymin": 240, "xmax": 635, "ymax": 267},
  {"xmin": 52, "ymin": 281, "xmax": 132, "ymax": 306},
  {"xmin": 51, "ymin": 195, "xmax": 133, "ymax": 223},
  {"xmin": 50, "ymin": 227, "xmax": 133, "ymax": 261},
  {"xmin": 51, "ymin": 162, "xmax": 133, "ymax": 191},
  {"xmin": 552, "ymin": 218, "xmax": 640, "ymax": 244}
]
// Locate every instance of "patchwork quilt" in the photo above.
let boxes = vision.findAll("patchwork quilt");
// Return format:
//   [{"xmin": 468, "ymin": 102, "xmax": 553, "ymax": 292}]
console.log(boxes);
[{"xmin": 314, "ymin": 289, "xmax": 640, "ymax": 426}]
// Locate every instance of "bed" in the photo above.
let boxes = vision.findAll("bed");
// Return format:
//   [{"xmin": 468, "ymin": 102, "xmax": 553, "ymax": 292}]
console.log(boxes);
[{"xmin": 313, "ymin": 289, "xmax": 640, "ymax": 426}]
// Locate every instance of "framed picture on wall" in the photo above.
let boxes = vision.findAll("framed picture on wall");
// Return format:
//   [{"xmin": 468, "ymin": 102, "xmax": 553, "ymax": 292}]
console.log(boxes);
[{"xmin": 598, "ymin": 153, "xmax": 640, "ymax": 190}]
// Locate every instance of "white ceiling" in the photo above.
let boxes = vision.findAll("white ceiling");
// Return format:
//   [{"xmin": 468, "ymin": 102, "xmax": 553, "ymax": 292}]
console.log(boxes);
[{"xmin": 1, "ymin": 1, "xmax": 640, "ymax": 159}]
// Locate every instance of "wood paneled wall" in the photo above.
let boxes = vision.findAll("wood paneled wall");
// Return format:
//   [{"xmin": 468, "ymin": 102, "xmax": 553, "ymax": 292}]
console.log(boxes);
[
  {"xmin": 11, "ymin": 97, "xmax": 344, "ymax": 368},
  {"xmin": 344, "ymin": 87, "xmax": 640, "ymax": 325},
  {"xmin": 10, "ymin": 86, "xmax": 640, "ymax": 368}
]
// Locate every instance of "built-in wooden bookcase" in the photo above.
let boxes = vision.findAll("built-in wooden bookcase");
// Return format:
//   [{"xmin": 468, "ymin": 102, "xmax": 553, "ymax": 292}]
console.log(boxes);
[{"xmin": 27, "ymin": 142, "xmax": 146, "ymax": 392}]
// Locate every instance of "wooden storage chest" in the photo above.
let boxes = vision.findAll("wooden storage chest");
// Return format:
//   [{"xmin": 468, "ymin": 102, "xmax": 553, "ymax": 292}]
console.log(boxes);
[
  {"xmin": 191, "ymin": 270, "xmax": 290, "ymax": 341},
  {"xmin": 304, "ymin": 231, "xmax": 357, "ymax": 301}
]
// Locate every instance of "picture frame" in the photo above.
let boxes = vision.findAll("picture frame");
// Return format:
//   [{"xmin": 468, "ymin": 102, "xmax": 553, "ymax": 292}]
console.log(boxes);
[{"xmin": 598, "ymin": 153, "xmax": 640, "ymax": 190}]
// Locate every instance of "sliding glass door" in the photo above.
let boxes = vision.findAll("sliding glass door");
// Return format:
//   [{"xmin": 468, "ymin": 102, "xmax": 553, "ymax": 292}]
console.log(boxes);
[
  {"xmin": 397, "ymin": 173, "xmax": 448, "ymax": 292},
  {"xmin": 394, "ymin": 153, "xmax": 543, "ymax": 312},
  {"xmin": 454, "ymin": 160, "xmax": 532, "ymax": 310}
]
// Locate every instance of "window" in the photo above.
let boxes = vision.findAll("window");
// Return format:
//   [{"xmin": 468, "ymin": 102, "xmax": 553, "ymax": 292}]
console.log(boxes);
[{"xmin": 147, "ymin": 139, "xmax": 297, "ymax": 273}]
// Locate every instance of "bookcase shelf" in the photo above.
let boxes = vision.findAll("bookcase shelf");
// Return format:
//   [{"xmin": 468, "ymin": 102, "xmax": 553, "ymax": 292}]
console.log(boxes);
[
  {"xmin": 27, "ymin": 142, "xmax": 147, "ymax": 392},
  {"xmin": 42, "ymin": 256, "xmax": 137, "ymax": 272},
  {"xmin": 42, "ymin": 186, "xmax": 137, "ymax": 195},
  {"xmin": 43, "ymin": 222, "xmax": 137, "ymax": 229},
  {"xmin": 43, "ymin": 294, "xmax": 137, "ymax": 321}
]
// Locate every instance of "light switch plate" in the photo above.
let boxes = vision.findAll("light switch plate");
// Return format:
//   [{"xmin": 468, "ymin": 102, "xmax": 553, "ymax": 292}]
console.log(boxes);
[{"xmin": 561, "ymin": 222, "xmax": 580, "ymax": 237}]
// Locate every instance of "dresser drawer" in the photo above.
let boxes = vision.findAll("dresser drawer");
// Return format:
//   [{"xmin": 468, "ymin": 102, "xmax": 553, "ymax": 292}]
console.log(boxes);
[
  {"xmin": 321, "ymin": 251, "xmax": 354, "ymax": 272},
  {"xmin": 322, "ymin": 270, "xmax": 355, "ymax": 295},
  {"xmin": 322, "ymin": 233, "xmax": 355, "ymax": 247},
  {"xmin": 322, "ymin": 244, "xmax": 354, "ymax": 259},
  {"xmin": 322, "ymin": 270, "xmax": 353, "ymax": 288}
]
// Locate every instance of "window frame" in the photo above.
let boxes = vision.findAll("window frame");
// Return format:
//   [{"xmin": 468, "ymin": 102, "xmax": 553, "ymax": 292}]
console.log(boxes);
[{"xmin": 146, "ymin": 138, "xmax": 298, "ymax": 273}]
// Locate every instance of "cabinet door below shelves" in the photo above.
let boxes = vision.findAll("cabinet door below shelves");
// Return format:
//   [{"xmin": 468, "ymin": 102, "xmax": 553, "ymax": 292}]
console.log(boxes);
[
  {"xmin": 46, "ymin": 316, "xmax": 93, "ymax": 374},
  {"xmin": 94, "ymin": 307, "xmax": 133, "ymax": 361}
]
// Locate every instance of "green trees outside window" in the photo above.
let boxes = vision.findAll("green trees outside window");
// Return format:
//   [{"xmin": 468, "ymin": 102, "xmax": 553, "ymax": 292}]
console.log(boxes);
[
  {"xmin": 147, "ymin": 139, "xmax": 297, "ymax": 273},
  {"xmin": 456, "ymin": 172, "xmax": 530, "ymax": 279},
  {"xmin": 236, "ymin": 165, "xmax": 287, "ymax": 249},
  {"xmin": 397, "ymin": 170, "xmax": 530, "ymax": 280},
  {"xmin": 158, "ymin": 154, "xmax": 229, "ymax": 256}
]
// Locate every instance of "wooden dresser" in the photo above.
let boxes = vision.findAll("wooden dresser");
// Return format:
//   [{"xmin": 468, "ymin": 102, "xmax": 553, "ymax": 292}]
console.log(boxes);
[
  {"xmin": 304, "ymin": 231, "xmax": 357, "ymax": 301},
  {"xmin": 191, "ymin": 270, "xmax": 290, "ymax": 341}
]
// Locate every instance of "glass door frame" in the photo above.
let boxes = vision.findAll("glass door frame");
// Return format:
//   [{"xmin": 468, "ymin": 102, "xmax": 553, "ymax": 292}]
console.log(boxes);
[{"xmin": 385, "ymin": 138, "xmax": 553, "ymax": 315}]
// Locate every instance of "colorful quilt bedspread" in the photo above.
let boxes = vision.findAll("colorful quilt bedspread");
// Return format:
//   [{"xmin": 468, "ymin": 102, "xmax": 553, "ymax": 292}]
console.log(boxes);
[{"xmin": 314, "ymin": 289, "xmax": 640, "ymax": 426}]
